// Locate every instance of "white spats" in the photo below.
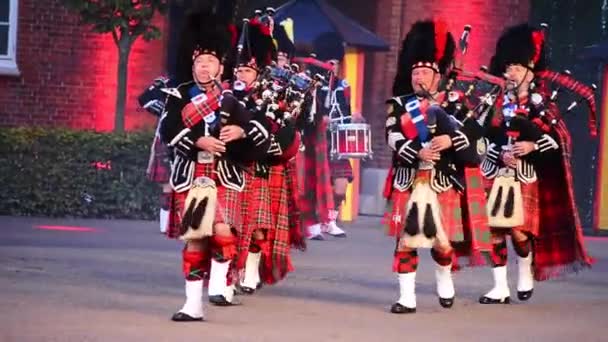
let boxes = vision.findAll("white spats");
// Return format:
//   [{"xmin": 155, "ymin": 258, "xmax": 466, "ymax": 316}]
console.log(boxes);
[
  {"xmin": 240, "ymin": 252, "xmax": 261, "ymax": 289},
  {"xmin": 435, "ymin": 264, "xmax": 455, "ymax": 299},
  {"xmin": 307, "ymin": 223, "xmax": 323, "ymax": 240},
  {"xmin": 483, "ymin": 266, "xmax": 510, "ymax": 301},
  {"xmin": 325, "ymin": 221, "xmax": 346, "ymax": 237},
  {"xmin": 224, "ymin": 284, "xmax": 236, "ymax": 303},
  {"xmin": 178, "ymin": 280, "xmax": 204, "ymax": 319},
  {"xmin": 159, "ymin": 208, "xmax": 169, "ymax": 234},
  {"xmin": 208, "ymin": 259, "xmax": 230, "ymax": 297},
  {"xmin": 325, "ymin": 212, "xmax": 346, "ymax": 237},
  {"xmin": 517, "ymin": 254, "xmax": 534, "ymax": 293},
  {"xmin": 397, "ymin": 272, "xmax": 417, "ymax": 309}
]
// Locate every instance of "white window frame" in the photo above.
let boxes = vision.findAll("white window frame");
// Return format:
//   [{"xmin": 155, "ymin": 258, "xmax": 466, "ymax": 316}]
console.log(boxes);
[{"xmin": 0, "ymin": 0, "xmax": 19, "ymax": 76}]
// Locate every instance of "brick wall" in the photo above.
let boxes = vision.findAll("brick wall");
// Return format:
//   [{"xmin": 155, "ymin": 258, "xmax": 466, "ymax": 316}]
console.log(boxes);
[
  {"xmin": 0, "ymin": 0, "xmax": 168, "ymax": 131},
  {"xmin": 0, "ymin": 0, "xmax": 530, "ymax": 138},
  {"xmin": 363, "ymin": 0, "xmax": 531, "ymax": 168}
]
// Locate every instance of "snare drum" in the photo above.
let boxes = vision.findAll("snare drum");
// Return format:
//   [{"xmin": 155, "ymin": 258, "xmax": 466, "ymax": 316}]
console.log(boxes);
[{"xmin": 330, "ymin": 123, "xmax": 373, "ymax": 160}]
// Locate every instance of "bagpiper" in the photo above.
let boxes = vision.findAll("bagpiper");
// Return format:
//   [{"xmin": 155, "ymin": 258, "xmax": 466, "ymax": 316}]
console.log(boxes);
[
  {"xmin": 384, "ymin": 19, "xmax": 488, "ymax": 314},
  {"xmin": 479, "ymin": 23, "xmax": 594, "ymax": 304},
  {"xmin": 159, "ymin": 6, "xmax": 270, "ymax": 320}
]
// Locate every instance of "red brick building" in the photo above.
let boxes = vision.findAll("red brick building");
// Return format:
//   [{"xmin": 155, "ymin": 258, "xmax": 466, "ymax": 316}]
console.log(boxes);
[
  {"xmin": 0, "ymin": 0, "xmax": 529, "ymax": 155},
  {"xmin": 0, "ymin": 0, "xmax": 167, "ymax": 131}
]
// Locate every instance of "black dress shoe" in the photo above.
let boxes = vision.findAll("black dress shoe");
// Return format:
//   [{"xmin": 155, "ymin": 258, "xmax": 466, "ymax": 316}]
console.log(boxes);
[
  {"xmin": 390, "ymin": 302, "xmax": 416, "ymax": 314},
  {"xmin": 171, "ymin": 312, "xmax": 204, "ymax": 322},
  {"xmin": 310, "ymin": 234, "xmax": 324, "ymax": 241},
  {"xmin": 209, "ymin": 295, "xmax": 240, "ymax": 306},
  {"xmin": 479, "ymin": 296, "xmax": 510, "ymax": 304},
  {"xmin": 517, "ymin": 289, "xmax": 533, "ymax": 301},
  {"xmin": 328, "ymin": 232, "xmax": 347, "ymax": 238},
  {"xmin": 439, "ymin": 297, "xmax": 454, "ymax": 308},
  {"xmin": 239, "ymin": 286, "xmax": 255, "ymax": 295}
]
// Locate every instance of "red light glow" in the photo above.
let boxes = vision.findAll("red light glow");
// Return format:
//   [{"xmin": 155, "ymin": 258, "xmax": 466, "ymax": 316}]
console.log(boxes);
[{"xmin": 35, "ymin": 225, "xmax": 100, "ymax": 233}]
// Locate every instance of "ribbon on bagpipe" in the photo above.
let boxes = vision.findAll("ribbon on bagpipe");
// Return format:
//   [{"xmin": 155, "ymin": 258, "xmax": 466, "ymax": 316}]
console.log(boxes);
[
  {"xmin": 291, "ymin": 57, "xmax": 335, "ymax": 72},
  {"xmin": 403, "ymin": 95, "xmax": 466, "ymax": 192},
  {"xmin": 535, "ymin": 70, "xmax": 597, "ymax": 137},
  {"xmin": 403, "ymin": 96, "xmax": 431, "ymax": 141}
]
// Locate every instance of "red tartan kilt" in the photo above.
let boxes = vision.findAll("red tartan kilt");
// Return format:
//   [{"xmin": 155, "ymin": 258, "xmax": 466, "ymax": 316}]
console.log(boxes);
[
  {"xmin": 512, "ymin": 181, "xmax": 539, "ymax": 236},
  {"xmin": 167, "ymin": 163, "xmax": 213, "ymax": 239},
  {"xmin": 285, "ymin": 160, "xmax": 304, "ymax": 248},
  {"xmin": 269, "ymin": 165, "xmax": 286, "ymax": 225},
  {"xmin": 486, "ymin": 180, "xmax": 540, "ymax": 237},
  {"xmin": 437, "ymin": 187, "xmax": 464, "ymax": 242},
  {"xmin": 242, "ymin": 173, "xmax": 272, "ymax": 232},
  {"xmin": 216, "ymin": 184, "xmax": 243, "ymax": 230},
  {"xmin": 330, "ymin": 159, "xmax": 353, "ymax": 181},
  {"xmin": 146, "ymin": 137, "xmax": 170, "ymax": 183},
  {"xmin": 387, "ymin": 171, "xmax": 463, "ymax": 244},
  {"xmin": 166, "ymin": 162, "xmax": 242, "ymax": 239},
  {"xmin": 386, "ymin": 189, "xmax": 411, "ymax": 237},
  {"xmin": 266, "ymin": 164, "xmax": 296, "ymax": 282},
  {"xmin": 236, "ymin": 172, "xmax": 272, "ymax": 269}
]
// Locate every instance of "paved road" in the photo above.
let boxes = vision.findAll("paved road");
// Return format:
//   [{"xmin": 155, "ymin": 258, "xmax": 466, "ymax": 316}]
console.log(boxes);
[{"xmin": 1, "ymin": 215, "xmax": 606, "ymax": 342}]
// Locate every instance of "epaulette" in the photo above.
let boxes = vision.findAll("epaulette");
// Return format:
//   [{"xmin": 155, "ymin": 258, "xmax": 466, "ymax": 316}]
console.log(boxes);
[
  {"xmin": 160, "ymin": 81, "xmax": 195, "ymax": 99},
  {"xmin": 160, "ymin": 87, "xmax": 182, "ymax": 99}
]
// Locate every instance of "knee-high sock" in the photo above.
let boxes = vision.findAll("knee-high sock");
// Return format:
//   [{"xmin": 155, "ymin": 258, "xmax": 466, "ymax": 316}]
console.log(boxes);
[
  {"xmin": 431, "ymin": 248, "xmax": 453, "ymax": 266},
  {"xmin": 393, "ymin": 250, "xmax": 419, "ymax": 274},
  {"xmin": 182, "ymin": 249, "xmax": 206, "ymax": 281},
  {"xmin": 431, "ymin": 248, "xmax": 455, "ymax": 299},
  {"xmin": 512, "ymin": 238, "xmax": 531, "ymax": 258},
  {"xmin": 333, "ymin": 194, "xmax": 346, "ymax": 210},
  {"xmin": 488, "ymin": 239, "xmax": 508, "ymax": 267}
]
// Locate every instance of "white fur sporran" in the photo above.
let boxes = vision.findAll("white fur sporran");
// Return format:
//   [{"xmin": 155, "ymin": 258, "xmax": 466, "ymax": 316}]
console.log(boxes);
[
  {"xmin": 486, "ymin": 168, "xmax": 524, "ymax": 228},
  {"xmin": 180, "ymin": 176, "xmax": 217, "ymax": 241},
  {"xmin": 399, "ymin": 180, "xmax": 449, "ymax": 249}
]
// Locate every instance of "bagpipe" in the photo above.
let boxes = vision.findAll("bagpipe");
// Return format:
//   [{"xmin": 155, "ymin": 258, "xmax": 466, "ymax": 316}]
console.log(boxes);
[
  {"xmin": 226, "ymin": 9, "xmax": 325, "ymax": 163},
  {"xmin": 443, "ymin": 23, "xmax": 597, "ymax": 228},
  {"xmin": 441, "ymin": 24, "xmax": 597, "ymax": 139}
]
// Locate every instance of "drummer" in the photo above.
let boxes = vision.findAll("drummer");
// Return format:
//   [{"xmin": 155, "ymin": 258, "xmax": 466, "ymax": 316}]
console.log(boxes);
[{"xmin": 307, "ymin": 32, "xmax": 362, "ymax": 240}]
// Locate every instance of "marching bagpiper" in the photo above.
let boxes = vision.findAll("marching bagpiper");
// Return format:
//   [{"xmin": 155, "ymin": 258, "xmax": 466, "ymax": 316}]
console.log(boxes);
[
  {"xmin": 384, "ymin": 19, "xmax": 489, "ymax": 314},
  {"xmin": 230, "ymin": 12, "xmax": 278, "ymax": 295},
  {"xmin": 479, "ymin": 23, "xmax": 594, "ymax": 304},
  {"xmin": 138, "ymin": 76, "xmax": 174, "ymax": 234},
  {"xmin": 272, "ymin": 19, "xmax": 307, "ymax": 259},
  {"xmin": 235, "ymin": 11, "xmax": 307, "ymax": 294},
  {"xmin": 159, "ymin": 7, "xmax": 271, "ymax": 320}
]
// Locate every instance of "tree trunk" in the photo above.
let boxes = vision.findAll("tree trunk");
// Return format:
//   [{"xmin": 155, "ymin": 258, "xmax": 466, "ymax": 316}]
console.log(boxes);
[{"xmin": 114, "ymin": 36, "xmax": 132, "ymax": 133}]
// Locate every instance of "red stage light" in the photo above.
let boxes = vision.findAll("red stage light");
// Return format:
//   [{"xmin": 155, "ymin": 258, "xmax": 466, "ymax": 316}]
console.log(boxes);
[{"xmin": 35, "ymin": 225, "xmax": 100, "ymax": 233}]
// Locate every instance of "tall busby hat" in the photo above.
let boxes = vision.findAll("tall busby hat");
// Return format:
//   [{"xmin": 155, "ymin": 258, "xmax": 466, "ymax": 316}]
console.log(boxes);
[
  {"xmin": 175, "ymin": 6, "xmax": 237, "ymax": 84},
  {"xmin": 489, "ymin": 23, "xmax": 548, "ymax": 76},
  {"xmin": 313, "ymin": 31, "xmax": 345, "ymax": 62},
  {"xmin": 235, "ymin": 16, "xmax": 277, "ymax": 71},
  {"xmin": 392, "ymin": 19, "xmax": 456, "ymax": 96}
]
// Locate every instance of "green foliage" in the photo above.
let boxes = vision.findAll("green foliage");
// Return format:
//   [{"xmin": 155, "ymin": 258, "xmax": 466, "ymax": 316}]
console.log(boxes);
[
  {"xmin": 0, "ymin": 128, "xmax": 160, "ymax": 219},
  {"xmin": 62, "ymin": 0, "xmax": 169, "ymax": 42}
]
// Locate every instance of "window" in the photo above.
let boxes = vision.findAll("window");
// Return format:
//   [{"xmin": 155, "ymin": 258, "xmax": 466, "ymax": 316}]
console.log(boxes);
[{"xmin": 0, "ymin": 0, "xmax": 19, "ymax": 76}]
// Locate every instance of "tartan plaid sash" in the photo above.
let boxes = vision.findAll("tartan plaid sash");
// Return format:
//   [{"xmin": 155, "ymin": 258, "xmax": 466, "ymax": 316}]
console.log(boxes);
[
  {"xmin": 453, "ymin": 167, "xmax": 492, "ymax": 268},
  {"xmin": 285, "ymin": 160, "xmax": 305, "ymax": 250},
  {"xmin": 181, "ymin": 86, "xmax": 222, "ymax": 129},
  {"xmin": 264, "ymin": 165, "xmax": 295, "ymax": 283},
  {"xmin": 532, "ymin": 118, "xmax": 593, "ymax": 280}
]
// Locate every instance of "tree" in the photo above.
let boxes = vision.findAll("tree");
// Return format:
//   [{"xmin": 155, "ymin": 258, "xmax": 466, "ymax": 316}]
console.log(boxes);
[{"xmin": 63, "ymin": 0, "xmax": 169, "ymax": 132}]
